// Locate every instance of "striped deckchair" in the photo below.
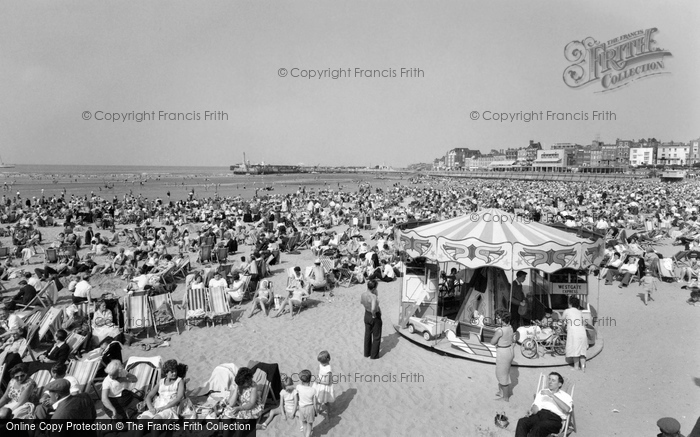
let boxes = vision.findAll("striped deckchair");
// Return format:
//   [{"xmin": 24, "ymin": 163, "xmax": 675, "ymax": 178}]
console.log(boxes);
[
  {"xmin": 148, "ymin": 293, "xmax": 180, "ymax": 335},
  {"xmin": 207, "ymin": 287, "xmax": 230, "ymax": 326},
  {"xmin": 67, "ymin": 356, "xmax": 101, "ymax": 397},
  {"xmin": 65, "ymin": 331, "xmax": 88, "ymax": 358},
  {"xmin": 184, "ymin": 287, "xmax": 209, "ymax": 330},
  {"xmin": 36, "ymin": 307, "xmax": 64, "ymax": 343},
  {"xmin": 124, "ymin": 292, "xmax": 151, "ymax": 337},
  {"xmin": 125, "ymin": 356, "xmax": 162, "ymax": 398},
  {"xmin": 31, "ymin": 369, "xmax": 53, "ymax": 399}
]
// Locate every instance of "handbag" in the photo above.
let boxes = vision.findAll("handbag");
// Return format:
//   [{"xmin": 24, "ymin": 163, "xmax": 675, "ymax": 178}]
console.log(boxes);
[
  {"xmin": 494, "ymin": 412, "xmax": 509, "ymax": 429},
  {"xmin": 518, "ymin": 300, "xmax": 529, "ymax": 316}
]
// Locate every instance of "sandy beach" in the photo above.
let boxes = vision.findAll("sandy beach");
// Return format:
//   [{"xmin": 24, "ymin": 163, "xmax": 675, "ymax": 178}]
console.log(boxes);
[{"xmin": 1, "ymin": 171, "xmax": 698, "ymax": 437}]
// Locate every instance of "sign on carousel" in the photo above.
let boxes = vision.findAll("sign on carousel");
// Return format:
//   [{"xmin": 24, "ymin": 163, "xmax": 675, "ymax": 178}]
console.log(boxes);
[{"xmin": 552, "ymin": 283, "xmax": 588, "ymax": 295}]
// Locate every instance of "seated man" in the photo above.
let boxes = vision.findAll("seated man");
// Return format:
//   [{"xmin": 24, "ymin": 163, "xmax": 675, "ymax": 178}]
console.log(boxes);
[
  {"xmin": 515, "ymin": 372, "xmax": 573, "ymax": 437},
  {"xmin": 6, "ymin": 280, "xmax": 37, "ymax": 310},
  {"xmin": 37, "ymin": 329, "xmax": 70, "ymax": 365},
  {"xmin": 604, "ymin": 252, "xmax": 623, "ymax": 285},
  {"xmin": 306, "ymin": 259, "xmax": 328, "ymax": 292},
  {"xmin": 618, "ymin": 255, "xmax": 639, "ymax": 288}
]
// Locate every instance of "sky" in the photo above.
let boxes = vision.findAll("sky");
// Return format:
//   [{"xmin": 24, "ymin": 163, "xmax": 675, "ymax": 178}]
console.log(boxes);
[{"xmin": 1, "ymin": 1, "xmax": 698, "ymax": 168}]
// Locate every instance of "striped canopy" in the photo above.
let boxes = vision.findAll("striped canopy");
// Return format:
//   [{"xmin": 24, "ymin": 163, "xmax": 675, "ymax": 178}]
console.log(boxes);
[{"xmin": 397, "ymin": 208, "xmax": 603, "ymax": 274}]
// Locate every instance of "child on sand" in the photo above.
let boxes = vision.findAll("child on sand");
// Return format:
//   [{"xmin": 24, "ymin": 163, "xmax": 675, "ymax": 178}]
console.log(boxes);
[
  {"xmin": 312, "ymin": 350, "xmax": 335, "ymax": 417},
  {"xmin": 258, "ymin": 376, "xmax": 298, "ymax": 431},
  {"xmin": 296, "ymin": 370, "xmax": 317, "ymax": 437}
]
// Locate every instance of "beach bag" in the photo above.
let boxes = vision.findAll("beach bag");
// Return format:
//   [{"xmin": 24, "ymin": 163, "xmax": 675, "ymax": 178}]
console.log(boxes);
[{"xmin": 494, "ymin": 412, "xmax": 509, "ymax": 429}]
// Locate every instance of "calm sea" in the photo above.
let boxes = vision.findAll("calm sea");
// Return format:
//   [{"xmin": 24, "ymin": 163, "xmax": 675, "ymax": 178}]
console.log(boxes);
[{"xmin": 6, "ymin": 164, "xmax": 230, "ymax": 176}]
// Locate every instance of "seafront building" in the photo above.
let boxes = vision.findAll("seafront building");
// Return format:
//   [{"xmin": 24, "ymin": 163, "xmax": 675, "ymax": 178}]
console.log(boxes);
[{"xmin": 431, "ymin": 136, "xmax": 700, "ymax": 172}]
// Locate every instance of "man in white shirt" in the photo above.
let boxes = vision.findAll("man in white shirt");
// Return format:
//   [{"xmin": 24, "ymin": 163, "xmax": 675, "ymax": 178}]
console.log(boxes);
[
  {"xmin": 26, "ymin": 272, "xmax": 42, "ymax": 291},
  {"xmin": 604, "ymin": 252, "xmax": 624, "ymax": 285},
  {"xmin": 73, "ymin": 275, "xmax": 93, "ymax": 304},
  {"xmin": 618, "ymin": 255, "xmax": 639, "ymax": 288},
  {"xmin": 208, "ymin": 272, "xmax": 228, "ymax": 289},
  {"xmin": 515, "ymin": 372, "xmax": 573, "ymax": 437}
]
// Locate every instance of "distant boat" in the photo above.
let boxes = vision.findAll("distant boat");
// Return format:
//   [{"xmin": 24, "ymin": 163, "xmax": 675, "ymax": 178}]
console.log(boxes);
[{"xmin": 0, "ymin": 155, "xmax": 14, "ymax": 168}]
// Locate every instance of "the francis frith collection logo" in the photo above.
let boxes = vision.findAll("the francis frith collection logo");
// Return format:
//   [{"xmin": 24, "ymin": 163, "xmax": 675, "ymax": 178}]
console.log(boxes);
[{"xmin": 563, "ymin": 28, "xmax": 672, "ymax": 93}]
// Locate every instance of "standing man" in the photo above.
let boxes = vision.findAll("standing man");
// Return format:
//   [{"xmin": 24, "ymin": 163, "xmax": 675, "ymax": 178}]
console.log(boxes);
[
  {"xmin": 360, "ymin": 279, "xmax": 382, "ymax": 359},
  {"xmin": 510, "ymin": 271, "xmax": 527, "ymax": 330}
]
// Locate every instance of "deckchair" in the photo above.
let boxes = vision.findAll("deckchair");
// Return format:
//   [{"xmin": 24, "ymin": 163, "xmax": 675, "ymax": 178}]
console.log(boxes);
[
  {"xmin": 67, "ymin": 356, "xmax": 101, "ymax": 397},
  {"xmin": 184, "ymin": 287, "xmax": 209, "ymax": 330},
  {"xmin": 148, "ymin": 292, "xmax": 180, "ymax": 335},
  {"xmin": 285, "ymin": 233, "xmax": 300, "ymax": 252},
  {"xmin": 44, "ymin": 247, "xmax": 59, "ymax": 263},
  {"xmin": 214, "ymin": 247, "xmax": 228, "ymax": 264},
  {"xmin": 16, "ymin": 280, "xmax": 59, "ymax": 310},
  {"xmin": 207, "ymin": 287, "xmax": 231, "ymax": 326},
  {"xmin": 125, "ymin": 355, "xmax": 163, "ymax": 398},
  {"xmin": 0, "ymin": 246, "xmax": 10, "ymax": 259},
  {"xmin": 30, "ymin": 369, "xmax": 53, "ymax": 399},
  {"xmin": 536, "ymin": 373, "xmax": 576, "ymax": 436},
  {"xmin": 123, "ymin": 292, "xmax": 151, "ymax": 337},
  {"xmin": 199, "ymin": 244, "xmax": 213, "ymax": 264},
  {"xmin": 65, "ymin": 331, "xmax": 88, "ymax": 359},
  {"xmin": 173, "ymin": 258, "xmax": 191, "ymax": 280},
  {"xmin": 36, "ymin": 306, "xmax": 64, "ymax": 343},
  {"xmin": 252, "ymin": 368, "xmax": 272, "ymax": 423}
]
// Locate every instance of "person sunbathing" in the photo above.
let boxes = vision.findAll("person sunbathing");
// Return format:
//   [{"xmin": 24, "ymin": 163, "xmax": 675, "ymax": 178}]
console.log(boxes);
[{"xmin": 272, "ymin": 285, "xmax": 309, "ymax": 319}]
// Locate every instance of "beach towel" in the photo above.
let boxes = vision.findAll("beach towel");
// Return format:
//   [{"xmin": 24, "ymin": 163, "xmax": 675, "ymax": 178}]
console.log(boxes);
[{"xmin": 152, "ymin": 303, "xmax": 174, "ymax": 325}]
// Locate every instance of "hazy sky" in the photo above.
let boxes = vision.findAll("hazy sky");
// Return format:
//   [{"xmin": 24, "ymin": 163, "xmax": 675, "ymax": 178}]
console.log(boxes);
[{"xmin": 2, "ymin": 1, "xmax": 698, "ymax": 167}]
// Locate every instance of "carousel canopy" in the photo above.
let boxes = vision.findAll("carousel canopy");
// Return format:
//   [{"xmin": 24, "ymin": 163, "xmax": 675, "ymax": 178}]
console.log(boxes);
[{"xmin": 397, "ymin": 208, "xmax": 604, "ymax": 274}]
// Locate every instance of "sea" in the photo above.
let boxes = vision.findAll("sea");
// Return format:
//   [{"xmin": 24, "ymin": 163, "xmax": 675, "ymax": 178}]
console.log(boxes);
[{"xmin": 0, "ymin": 165, "xmax": 409, "ymax": 202}]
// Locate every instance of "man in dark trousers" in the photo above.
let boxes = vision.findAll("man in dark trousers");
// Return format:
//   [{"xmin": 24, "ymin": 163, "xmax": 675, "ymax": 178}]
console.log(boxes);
[
  {"xmin": 510, "ymin": 270, "xmax": 527, "ymax": 330},
  {"xmin": 360, "ymin": 279, "xmax": 382, "ymax": 359}
]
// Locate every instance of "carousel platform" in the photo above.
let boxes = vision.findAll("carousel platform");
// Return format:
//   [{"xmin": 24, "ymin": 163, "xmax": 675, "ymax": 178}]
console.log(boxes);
[{"xmin": 391, "ymin": 314, "xmax": 604, "ymax": 367}]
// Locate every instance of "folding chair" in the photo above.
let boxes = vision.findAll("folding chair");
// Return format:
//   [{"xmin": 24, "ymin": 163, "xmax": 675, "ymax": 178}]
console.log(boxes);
[
  {"xmin": 35, "ymin": 306, "xmax": 64, "ymax": 343},
  {"xmin": 536, "ymin": 373, "xmax": 576, "ymax": 437},
  {"xmin": 123, "ymin": 292, "xmax": 152, "ymax": 337},
  {"xmin": 67, "ymin": 356, "xmax": 101, "ymax": 398},
  {"xmin": 44, "ymin": 247, "xmax": 58, "ymax": 263},
  {"xmin": 253, "ymin": 368, "xmax": 271, "ymax": 424},
  {"xmin": 0, "ymin": 246, "xmax": 11, "ymax": 259},
  {"xmin": 184, "ymin": 287, "xmax": 209, "ymax": 330},
  {"xmin": 30, "ymin": 369, "xmax": 53, "ymax": 399},
  {"xmin": 214, "ymin": 247, "xmax": 228, "ymax": 264},
  {"xmin": 65, "ymin": 331, "xmax": 88, "ymax": 359},
  {"xmin": 173, "ymin": 258, "xmax": 191, "ymax": 280},
  {"xmin": 199, "ymin": 245, "xmax": 213, "ymax": 264},
  {"xmin": 207, "ymin": 286, "xmax": 231, "ymax": 326},
  {"xmin": 16, "ymin": 281, "xmax": 59, "ymax": 310},
  {"xmin": 285, "ymin": 233, "xmax": 300, "ymax": 252},
  {"xmin": 124, "ymin": 355, "xmax": 163, "ymax": 399},
  {"xmin": 148, "ymin": 292, "xmax": 180, "ymax": 336}
]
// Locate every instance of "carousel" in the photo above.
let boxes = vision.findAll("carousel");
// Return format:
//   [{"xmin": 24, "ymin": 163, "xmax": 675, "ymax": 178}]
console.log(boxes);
[{"xmin": 392, "ymin": 208, "xmax": 605, "ymax": 367}]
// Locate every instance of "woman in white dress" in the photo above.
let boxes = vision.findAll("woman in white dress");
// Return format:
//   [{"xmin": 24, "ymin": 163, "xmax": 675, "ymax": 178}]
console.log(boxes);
[
  {"xmin": 91, "ymin": 300, "xmax": 121, "ymax": 347},
  {"xmin": 562, "ymin": 297, "xmax": 588, "ymax": 372},
  {"xmin": 138, "ymin": 359, "xmax": 184, "ymax": 420}
]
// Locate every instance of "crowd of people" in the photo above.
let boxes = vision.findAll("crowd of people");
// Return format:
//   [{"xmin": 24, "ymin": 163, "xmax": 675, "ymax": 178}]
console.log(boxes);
[{"xmin": 1, "ymin": 174, "xmax": 700, "ymax": 435}]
